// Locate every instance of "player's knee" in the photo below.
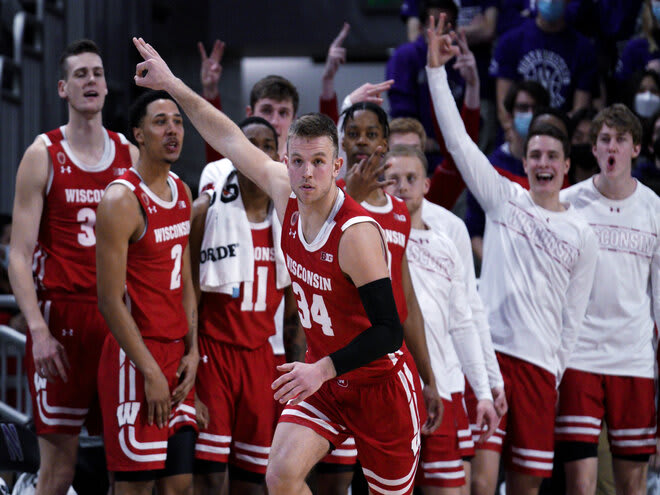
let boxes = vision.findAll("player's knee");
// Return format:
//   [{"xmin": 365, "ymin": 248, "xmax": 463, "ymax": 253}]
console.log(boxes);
[
  {"xmin": 36, "ymin": 465, "xmax": 76, "ymax": 495},
  {"xmin": 470, "ymin": 475, "xmax": 497, "ymax": 495},
  {"xmin": 567, "ymin": 477, "xmax": 596, "ymax": 495},
  {"xmin": 265, "ymin": 461, "xmax": 304, "ymax": 495}
]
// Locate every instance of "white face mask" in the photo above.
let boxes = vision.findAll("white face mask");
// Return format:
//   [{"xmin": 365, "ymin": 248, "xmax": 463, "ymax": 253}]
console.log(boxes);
[{"xmin": 634, "ymin": 91, "xmax": 660, "ymax": 118}]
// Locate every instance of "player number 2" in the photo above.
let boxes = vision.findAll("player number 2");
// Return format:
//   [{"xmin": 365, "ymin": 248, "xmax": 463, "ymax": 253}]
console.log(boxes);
[
  {"xmin": 77, "ymin": 208, "xmax": 96, "ymax": 247},
  {"xmin": 291, "ymin": 282, "xmax": 334, "ymax": 336},
  {"xmin": 170, "ymin": 244, "xmax": 182, "ymax": 289}
]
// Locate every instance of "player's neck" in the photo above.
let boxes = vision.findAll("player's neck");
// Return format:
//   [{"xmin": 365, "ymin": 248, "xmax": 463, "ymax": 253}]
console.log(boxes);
[
  {"xmin": 238, "ymin": 174, "xmax": 271, "ymax": 223},
  {"xmin": 593, "ymin": 173, "xmax": 637, "ymax": 200},
  {"xmin": 410, "ymin": 206, "xmax": 426, "ymax": 230},
  {"xmin": 135, "ymin": 159, "xmax": 173, "ymax": 201},
  {"xmin": 298, "ymin": 184, "xmax": 339, "ymax": 244},
  {"xmin": 63, "ymin": 112, "xmax": 105, "ymax": 159},
  {"xmin": 364, "ymin": 188, "xmax": 387, "ymax": 206},
  {"xmin": 530, "ymin": 190, "xmax": 565, "ymax": 212}
]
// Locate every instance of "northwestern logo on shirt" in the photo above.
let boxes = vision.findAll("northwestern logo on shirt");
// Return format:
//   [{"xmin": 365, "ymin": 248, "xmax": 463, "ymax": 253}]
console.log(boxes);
[
  {"xmin": 153, "ymin": 220, "xmax": 190, "ymax": 243},
  {"xmin": 591, "ymin": 224, "xmax": 656, "ymax": 258},
  {"xmin": 286, "ymin": 254, "xmax": 332, "ymax": 291},
  {"xmin": 385, "ymin": 229, "xmax": 406, "ymax": 248},
  {"xmin": 517, "ymin": 49, "xmax": 570, "ymax": 108},
  {"xmin": 65, "ymin": 188, "xmax": 104, "ymax": 204},
  {"xmin": 200, "ymin": 243, "xmax": 239, "ymax": 263},
  {"xmin": 503, "ymin": 204, "xmax": 579, "ymax": 270}
]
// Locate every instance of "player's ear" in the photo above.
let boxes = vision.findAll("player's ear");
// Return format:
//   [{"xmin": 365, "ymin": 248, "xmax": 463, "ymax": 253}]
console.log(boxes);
[
  {"xmin": 245, "ymin": 105, "xmax": 253, "ymax": 117},
  {"xmin": 57, "ymin": 79, "xmax": 67, "ymax": 99},
  {"xmin": 333, "ymin": 157, "xmax": 343, "ymax": 177},
  {"xmin": 423, "ymin": 177, "xmax": 430, "ymax": 195},
  {"xmin": 133, "ymin": 127, "xmax": 144, "ymax": 146}
]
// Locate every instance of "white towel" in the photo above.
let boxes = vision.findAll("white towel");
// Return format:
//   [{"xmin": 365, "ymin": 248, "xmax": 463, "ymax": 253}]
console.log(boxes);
[{"xmin": 199, "ymin": 159, "xmax": 290, "ymax": 295}]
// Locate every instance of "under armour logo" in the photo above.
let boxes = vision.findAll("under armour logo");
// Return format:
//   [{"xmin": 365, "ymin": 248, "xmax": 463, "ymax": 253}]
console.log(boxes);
[
  {"xmin": 178, "ymin": 201, "xmax": 186, "ymax": 209},
  {"xmin": 61, "ymin": 329, "xmax": 73, "ymax": 337},
  {"xmin": 201, "ymin": 355, "xmax": 208, "ymax": 363},
  {"xmin": 289, "ymin": 229, "xmax": 296, "ymax": 238},
  {"xmin": 147, "ymin": 206, "xmax": 157, "ymax": 214},
  {"xmin": 60, "ymin": 166, "xmax": 71, "ymax": 174}
]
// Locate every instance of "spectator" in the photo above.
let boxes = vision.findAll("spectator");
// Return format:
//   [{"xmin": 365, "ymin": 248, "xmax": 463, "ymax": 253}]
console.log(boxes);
[
  {"xmin": 400, "ymin": 0, "xmax": 422, "ymax": 42},
  {"xmin": 616, "ymin": 0, "xmax": 660, "ymax": 83},
  {"xmin": 465, "ymin": 80, "xmax": 549, "ymax": 263},
  {"xmin": 386, "ymin": 0, "xmax": 464, "ymax": 171},
  {"xmin": 633, "ymin": 108, "xmax": 660, "ymax": 193},
  {"xmin": 568, "ymin": 107, "xmax": 600, "ymax": 184},
  {"xmin": 628, "ymin": 69, "xmax": 660, "ymax": 124},
  {"xmin": 490, "ymin": 0, "xmax": 598, "ymax": 129}
]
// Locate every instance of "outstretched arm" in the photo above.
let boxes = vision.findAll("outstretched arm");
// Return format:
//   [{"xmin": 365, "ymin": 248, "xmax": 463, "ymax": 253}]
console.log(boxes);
[{"xmin": 132, "ymin": 37, "xmax": 291, "ymax": 221}]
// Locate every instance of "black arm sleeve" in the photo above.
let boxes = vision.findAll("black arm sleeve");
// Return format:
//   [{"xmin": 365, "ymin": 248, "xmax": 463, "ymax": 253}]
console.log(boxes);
[{"xmin": 329, "ymin": 277, "xmax": 404, "ymax": 377}]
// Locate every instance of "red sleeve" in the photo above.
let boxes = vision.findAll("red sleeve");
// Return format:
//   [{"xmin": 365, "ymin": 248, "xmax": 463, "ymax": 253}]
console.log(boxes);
[
  {"xmin": 204, "ymin": 95, "xmax": 224, "ymax": 163},
  {"xmin": 425, "ymin": 102, "xmax": 481, "ymax": 209},
  {"xmin": 320, "ymin": 93, "xmax": 340, "ymax": 124}
]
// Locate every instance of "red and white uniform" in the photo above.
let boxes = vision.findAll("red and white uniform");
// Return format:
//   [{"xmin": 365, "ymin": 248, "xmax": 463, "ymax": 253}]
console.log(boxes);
[
  {"xmin": 556, "ymin": 179, "xmax": 660, "ymax": 454},
  {"xmin": 421, "ymin": 199, "xmax": 504, "ymax": 454},
  {"xmin": 98, "ymin": 169, "xmax": 196, "ymax": 473},
  {"xmin": 428, "ymin": 65, "xmax": 599, "ymax": 477},
  {"xmin": 407, "ymin": 227, "xmax": 491, "ymax": 487},
  {"xmin": 195, "ymin": 218, "xmax": 285, "ymax": 474},
  {"xmin": 26, "ymin": 126, "xmax": 131, "ymax": 435},
  {"xmin": 280, "ymin": 189, "xmax": 420, "ymax": 495}
]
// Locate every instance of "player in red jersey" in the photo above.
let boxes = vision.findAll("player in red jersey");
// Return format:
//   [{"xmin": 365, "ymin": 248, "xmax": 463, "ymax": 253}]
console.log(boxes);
[
  {"xmin": 133, "ymin": 36, "xmax": 422, "ymax": 495},
  {"xmin": 317, "ymin": 101, "xmax": 442, "ymax": 495},
  {"xmin": 95, "ymin": 90, "xmax": 198, "ymax": 495},
  {"xmin": 190, "ymin": 116, "xmax": 301, "ymax": 495},
  {"xmin": 8, "ymin": 39, "xmax": 138, "ymax": 495}
]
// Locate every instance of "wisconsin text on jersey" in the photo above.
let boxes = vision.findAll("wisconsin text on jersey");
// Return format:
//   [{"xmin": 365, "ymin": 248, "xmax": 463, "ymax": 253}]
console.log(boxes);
[
  {"xmin": 286, "ymin": 254, "xmax": 332, "ymax": 291},
  {"xmin": 65, "ymin": 188, "xmax": 105, "ymax": 204},
  {"xmin": 384, "ymin": 228, "xmax": 406, "ymax": 248},
  {"xmin": 153, "ymin": 220, "xmax": 190, "ymax": 243}
]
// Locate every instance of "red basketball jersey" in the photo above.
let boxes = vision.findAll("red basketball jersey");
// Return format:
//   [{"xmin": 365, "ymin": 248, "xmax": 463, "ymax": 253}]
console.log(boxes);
[
  {"xmin": 199, "ymin": 221, "xmax": 285, "ymax": 348},
  {"xmin": 281, "ymin": 190, "xmax": 404, "ymax": 382},
  {"xmin": 359, "ymin": 193, "xmax": 411, "ymax": 322},
  {"xmin": 113, "ymin": 169, "xmax": 191, "ymax": 341},
  {"xmin": 34, "ymin": 127, "xmax": 132, "ymax": 299}
]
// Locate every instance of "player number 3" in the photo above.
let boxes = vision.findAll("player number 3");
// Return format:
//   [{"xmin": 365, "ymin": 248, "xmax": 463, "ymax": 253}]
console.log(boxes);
[{"xmin": 291, "ymin": 282, "xmax": 334, "ymax": 336}]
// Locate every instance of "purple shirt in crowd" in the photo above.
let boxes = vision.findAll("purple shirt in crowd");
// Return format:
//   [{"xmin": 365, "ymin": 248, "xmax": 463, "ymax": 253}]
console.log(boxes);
[
  {"xmin": 616, "ymin": 37, "xmax": 660, "ymax": 81},
  {"xmin": 489, "ymin": 18, "xmax": 598, "ymax": 111}
]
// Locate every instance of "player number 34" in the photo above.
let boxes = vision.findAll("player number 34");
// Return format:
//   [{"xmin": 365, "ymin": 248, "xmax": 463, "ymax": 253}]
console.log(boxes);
[{"xmin": 291, "ymin": 282, "xmax": 334, "ymax": 336}]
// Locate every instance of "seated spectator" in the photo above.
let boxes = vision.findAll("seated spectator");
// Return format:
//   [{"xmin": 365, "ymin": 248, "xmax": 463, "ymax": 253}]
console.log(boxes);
[
  {"xmin": 490, "ymin": 0, "xmax": 598, "ymax": 129},
  {"xmin": 616, "ymin": 0, "xmax": 660, "ymax": 83},
  {"xmin": 400, "ymin": 0, "xmax": 422, "ymax": 42},
  {"xmin": 633, "ymin": 108, "xmax": 660, "ymax": 193},
  {"xmin": 386, "ymin": 0, "xmax": 465, "ymax": 171},
  {"xmin": 465, "ymin": 79, "xmax": 549, "ymax": 263},
  {"xmin": 568, "ymin": 107, "xmax": 600, "ymax": 184}
]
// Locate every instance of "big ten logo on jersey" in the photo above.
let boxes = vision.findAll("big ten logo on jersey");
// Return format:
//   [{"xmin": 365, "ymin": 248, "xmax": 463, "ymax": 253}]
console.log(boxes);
[
  {"xmin": 393, "ymin": 213, "xmax": 406, "ymax": 222},
  {"xmin": 116, "ymin": 401, "xmax": 141, "ymax": 427}
]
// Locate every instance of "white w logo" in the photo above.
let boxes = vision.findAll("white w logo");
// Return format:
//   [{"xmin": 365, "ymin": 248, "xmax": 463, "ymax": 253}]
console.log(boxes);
[{"xmin": 116, "ymin": 402, "xmax": 141, "ymax": 427}]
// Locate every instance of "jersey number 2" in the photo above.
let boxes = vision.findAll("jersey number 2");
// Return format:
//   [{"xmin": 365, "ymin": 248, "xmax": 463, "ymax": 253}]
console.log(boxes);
[
  {"xmin": 170, "ymin": 244, "xmax": 182, "ymax": 289},
  {"xmin": 291, "ymin": 281, "xmax": 334, "ymax": 336}
]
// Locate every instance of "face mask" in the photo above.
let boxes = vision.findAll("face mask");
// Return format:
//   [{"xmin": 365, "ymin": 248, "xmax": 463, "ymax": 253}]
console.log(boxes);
[
  {"xmin": 513, "ymin": 111, "xmax": 533, "ymax": 138},
  {"xmin": 634, "ymin": 91, "xmax": 660, "ymax": 118},
  {"xmin": 537, "ymin": 0, "xmax": 565, "ymax": 23}
]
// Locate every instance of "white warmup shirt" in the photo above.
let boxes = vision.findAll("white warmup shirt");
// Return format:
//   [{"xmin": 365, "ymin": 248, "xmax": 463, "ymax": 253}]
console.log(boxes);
[
  {"xmin": 560, "ymin": 179, "xmax": 660, "ymax": 378},
  {"xmin": 407, "ymin": 227, "xmax": 491, "ymax": 401},
  {"xmin": 427, "ymin": 65, "xmax": 599, "ymax": 380},
  {"xmin": 421, "ymin": 199, "xmax": 504, "ymax": 393}
]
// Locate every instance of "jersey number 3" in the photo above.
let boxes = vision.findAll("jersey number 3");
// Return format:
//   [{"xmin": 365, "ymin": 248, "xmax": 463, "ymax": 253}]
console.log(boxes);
[{"xmin": 291, "ymin": 281, "xmax": 334, "ymax": 336}]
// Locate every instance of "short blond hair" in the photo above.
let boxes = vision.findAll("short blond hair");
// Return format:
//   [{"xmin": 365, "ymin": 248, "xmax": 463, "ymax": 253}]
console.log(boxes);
[{"xmin": 389, "ymin": 117, "xmax": 426, "ymax": 151}]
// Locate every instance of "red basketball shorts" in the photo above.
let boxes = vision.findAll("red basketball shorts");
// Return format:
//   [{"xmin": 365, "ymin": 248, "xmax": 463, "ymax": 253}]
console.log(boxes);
[
  {"xmin": 98, "ymin": 336, "xmax": 197, "ymax": 473},
  {"xmin": 194, "ymin": 336, "xmax": 277, "ymax": 474},
  {"xmin": 280, "ymin": 360, "xmax": 421, "ymax": 494},
  {"xmin": 26, "ymin": 298, "xmax": 109, "ymax": 435},
  {"xmin": 556, "ymin": 368, "xmax": 656, "ymax": 456}
]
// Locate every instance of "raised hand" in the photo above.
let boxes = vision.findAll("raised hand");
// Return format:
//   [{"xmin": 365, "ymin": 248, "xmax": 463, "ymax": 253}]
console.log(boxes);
[
  {"xmin": 323, "ymin": 23, "xmax": 350, "ymax": 82},
  {"xmin": 426, "ymin": 14, "xmax": 460, "ymax": 69},
  {"xmin": 453, "ymin": 30, "xmax": 478, "ymax": 87},
  {"xmin": 198, "ymin": 39, "xmax": 225, "ymax": 99},
  {"xmin": 347, "ymin": 80, "xmax": 394, "ymax": 106},
  {"xmin": 133, "ymin": 37, "xmax": 176, "ymax": 91},
  {"xmin": 345, "ymin": 146, "xmax": 395, "ymax": 203}
]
